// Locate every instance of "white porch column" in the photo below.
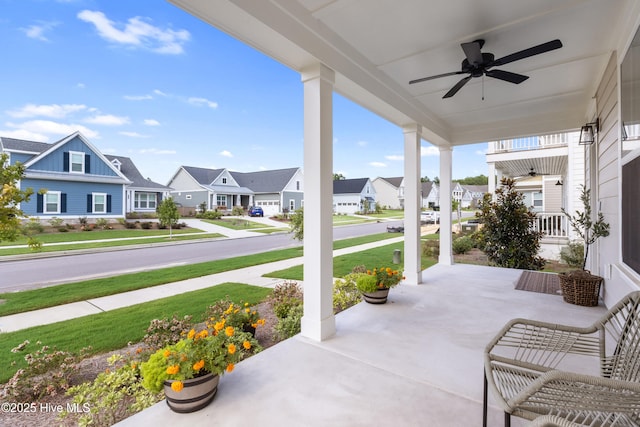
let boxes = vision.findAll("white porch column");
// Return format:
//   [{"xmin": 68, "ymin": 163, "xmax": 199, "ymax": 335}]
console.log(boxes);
[
  {"xmin": 403, "ymin": 124, "xmax": 422, "ymax": 285},
  {"xmin": 300, "ymin": 63, "xmax": 336, "ymax": 341},
  {"xmin": 438, "ymin": 147, "xmax": 454, "ymax": 265},
  {"xmin": 488, "ymin": 162, "xmax": 496, "ymax": 195}
]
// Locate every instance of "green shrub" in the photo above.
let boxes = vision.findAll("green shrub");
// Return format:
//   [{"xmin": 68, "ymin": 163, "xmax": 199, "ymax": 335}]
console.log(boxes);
[
  {"xmin": 142, "ymin": 315, "xmax": 193, "ymax": 352},
  {"xmin": 48, "ymin": 217, "xmax": 64, "ymax": 228},
  {"xmin": 452, "ymin": 235, "xmax": 474, "ymax": 254},
  {"xmin": 355, "ymin": 273, "xmax": 379, "ymax": 292},
  {"xmin": 560, "ymin": 242, "xmax": 584, "ymax": 268},
  {"xmin": 275, "ymin": 304, "xmax": 303, "ymax": 340},
  {"xmin": 22, "ymin": 218, "xmax": 44, "ymax": 235},
  {"xmin": 124, "ymin": 221, "xmax": 137, "ymax": 229},
  {"xmin": 267, "ymin": 281, "xmax": 303, "ymax": 319},
  {"xmin": 196, "ymin": 210, "xmax": 222, "ymax": 220},
  {"xmin": 422, "ymin": 239, "xmax": 440, "ymax": 258},
  {"xmin": 140, "ymin": 222, "xmax": 153, "ymax": 229},
  {"xmin": 95, "ymin": 218, "xmax": 109, "ymax": 230},
  {"xmin": 232, "ymin": 206, "xmax": 244, "ymax": 216},
  {"xmin": 333, "ymin": 273, "xmax": 363, "ymax": 313},
  {"xmin": 58, "ymin": 227, "xmax": 68, "ymax": 232}
]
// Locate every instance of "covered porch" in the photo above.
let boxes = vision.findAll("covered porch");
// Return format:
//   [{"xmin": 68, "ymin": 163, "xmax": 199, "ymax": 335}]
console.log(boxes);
[{"xmin": 119, "ymin": 263, "xmax": 606, "ymax": 426}]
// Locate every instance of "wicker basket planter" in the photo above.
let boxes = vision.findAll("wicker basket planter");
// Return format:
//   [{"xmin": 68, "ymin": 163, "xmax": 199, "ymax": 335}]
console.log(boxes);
[{"xmin": 558, "ymin": 270, "xmax": 603, "ymax": 307}]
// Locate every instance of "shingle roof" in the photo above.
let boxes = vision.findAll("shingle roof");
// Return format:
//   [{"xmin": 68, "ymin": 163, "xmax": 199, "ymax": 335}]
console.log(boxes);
[
  {"xmin": 231, "ymin": 167, "xmax": 299, "ymax": 193},
  {"xmin": 421, "ymin": 181, "xmax": 433, "ymax": 194},
  {"xmin": 0, "ymin": 137, "xmax": 50, "ymax": 154},
  {"xmin": 182, "ymin": 166, "xmax": 225, "ymax": 185},
  {"xmin": 380, "ymin": 176, "xmax": 404, "ymax": 188},
  {"xmin": 333, "ymin": 178, "xmax": 370, "ymax": 194},
  {"xmin": 105, "ymin": 155, "xmax": 170, "ymax": 190},
  {"xmin": 462, "ymin": 185, "xmax": 488, "ymax": 194}
]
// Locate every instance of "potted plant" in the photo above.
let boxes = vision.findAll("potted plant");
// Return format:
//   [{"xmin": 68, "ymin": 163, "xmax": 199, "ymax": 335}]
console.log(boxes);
[
  {"xmin": 140, "ymin": 316, "xmax": 261, "ymax": 413},
  {"xmin": 356, "ymin": 266, "xmax": 404, "ymax": 304},
  {"xmin": 204, "ymin": 300, "xmax": 266, "ymax": 336},
  {"xmin": 559, "ymin": 185, "xmax": 610, "ymax": 306}
]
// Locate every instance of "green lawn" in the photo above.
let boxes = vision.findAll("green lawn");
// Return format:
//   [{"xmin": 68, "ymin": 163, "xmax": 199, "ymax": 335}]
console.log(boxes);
[
  {"xmin": 0, "ymin": 282, "xmax": 271, "ymax": 384},
  {"xmin": 202, "ymin": 218, "xmax": 273, "ymax": 230}
]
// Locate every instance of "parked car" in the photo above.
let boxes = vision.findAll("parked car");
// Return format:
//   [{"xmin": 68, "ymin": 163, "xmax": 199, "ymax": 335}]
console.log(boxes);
[
  {"xmin": 248, "ymin": 206, "xmax": 264, "ymax": 217},
  {"xmin": 421, "ymin": 211, "xmax": 440, "ymax": 224}
]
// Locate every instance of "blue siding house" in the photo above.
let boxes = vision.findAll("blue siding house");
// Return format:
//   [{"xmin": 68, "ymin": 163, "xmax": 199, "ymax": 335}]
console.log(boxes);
[{"xmin": 1, "ymin": 132, "xmax": 131, "ymax": 219}]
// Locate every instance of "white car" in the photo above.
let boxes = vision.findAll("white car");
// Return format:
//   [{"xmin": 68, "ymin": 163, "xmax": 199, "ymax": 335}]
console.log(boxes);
[{"xmin": 420, "ymin": 211, "xmax": 440, "ymax": 224}]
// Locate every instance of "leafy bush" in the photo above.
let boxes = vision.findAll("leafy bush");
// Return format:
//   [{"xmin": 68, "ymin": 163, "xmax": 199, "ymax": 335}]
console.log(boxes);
[
  {"xmin": 58, "ymin": 227, "xmax": 69, "ymax": 232},
  {"xmin": 333, "ymin": 273, "xmax": 362, "ymax": 313},
  {"xmin": 142, "ymin": 315, "xmax": 193, "ymax": 352},
  {"xmin": 140, "ymin": 222, "xmax": 153, "ymax": 229},
  {"xmin": 452, "ymin": 235, "xmax": 474, "ymax": 254},
  {"xmin": 95, "ymin": 218, "xmax": 109, "ymax": 230},
  {"xmin": 196, "ymin": 210, "xmax": 222, "ymax": 220},
  {"xmin": 560, "ymin": 242, "xmax": 584, "ymax": 268},
  {"xmin": 275, "ymin": 304, "xmax": 303, "ymax": 340},
  {"xmin": 232, "ymin": 206, "xmax": 245, "ymax": 216},
  {"xmin": 475, "ymin": 178, "xmax": 545, "ymax": 270},
  {"xmin": 62, "ymin": 354, "xmax": 162, "ymax": 427},
  {"xmin": 124, "ymin": 221, "xmax": 137, "ymax": 229},
  {"xmin": 289, "ymin": 207, "xmax": 304, "ymax": 241},
  {"xmin": 48, "ymin": 217, "xmax": 64, "ymax": 228},
  {"xmin": 267, "ymin": 281, "xmax": 303, "ymax": 320},
  {"xmin": 22, "ymin": 218, "xmax": 44, "ymax": 235},
  {"xmin": 422, "ymin": 239, "xmax": 440, "ymax": 258},
  {"xmin": 4, "ymin": 340, "xmax": 90, "ymax": 401}
]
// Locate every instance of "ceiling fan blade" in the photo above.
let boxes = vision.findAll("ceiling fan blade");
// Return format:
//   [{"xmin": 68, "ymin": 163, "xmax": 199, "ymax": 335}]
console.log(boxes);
[
  {"xmin": 461, "ymin": 39, "xmax": 484, "ymax": 65},
  {"xmin": 491, "ymin": 39, "xmax": 562, "ymax": 67},
  {"xmin": 409, "ymin": 71, "xmax": 465, "ymax": 85},
  {"xmin": 485, "ymin": 69, "xmax": 529, "ymax": 84},
  {"xmin": 443, "ymin": 75, "xmax": 472, "ymax": 98}
]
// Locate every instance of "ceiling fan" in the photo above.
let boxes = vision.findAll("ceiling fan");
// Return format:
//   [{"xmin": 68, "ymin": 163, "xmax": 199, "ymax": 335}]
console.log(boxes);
[{"xmin": 409, "ymin": 39, "xmax": 563, "ymax": 98}]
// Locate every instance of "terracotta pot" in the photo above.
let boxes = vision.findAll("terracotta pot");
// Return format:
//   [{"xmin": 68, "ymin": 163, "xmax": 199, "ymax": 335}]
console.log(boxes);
[
  {"xmin": 361, "ymin": 287, "xmax": 390, "ymax": 304},
  {"xmin": 164, "ymin": 372, "xmax": 219, "ymax": 413}
]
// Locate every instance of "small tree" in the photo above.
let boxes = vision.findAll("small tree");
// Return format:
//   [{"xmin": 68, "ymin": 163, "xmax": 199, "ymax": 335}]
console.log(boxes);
[
  {"xmin": 475, "ymin": 177, "xmax": 545, "ymax": 270},
  {"xmin": 289, "ymin": 207, "xmax": 304, "ymax": 241},
  {"xmin": 157, "ymin": 197, "xmax": 180, "ymax": 238},
  {"xmin": 561, "ymin": 185, "xmax": 610, "ymax": 270},
  {"xmin": 0, "ymin": 154, "xmax": 40, "ymax": 249}
]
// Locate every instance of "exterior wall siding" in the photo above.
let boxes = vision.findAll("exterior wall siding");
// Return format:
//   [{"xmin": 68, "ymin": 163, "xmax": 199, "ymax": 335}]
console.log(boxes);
[
  {"xmin": 20, "ymin": 178, "xmax": 124, "ymax": 217},
  {"xmin": 171, "ymin": 189, "xmax": 208, "ymax": 208},
  {"xmin": 282, "ymin": 191, "xmax": 303, "ymax": 211},
  {"xmin": 29, "ymin": 137, "xmax": 118, "ymax": 176},
  {"xmin": 9, "ymin": 152, "xmax": 34, "ymax": 164},
  {"xmin": 169, "ymin": 169, "xmax": 202, "ymax": 191}
]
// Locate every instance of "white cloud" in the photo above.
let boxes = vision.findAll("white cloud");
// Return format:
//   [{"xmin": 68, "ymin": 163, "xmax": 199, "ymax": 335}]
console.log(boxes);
[
  {"xmin": 219, "ymin": 150, "xmax": 233, "ymax": 158},
  {"xmin": 5, "ymin": 120, "xmax": 99, "ymax": 138},
  {"xmin": 153, "ymin": 89, "xmax": 167, "ymax": 96},
  {"xmin": 385, "ymin": 154, "xmax": 403, "ymax": 161},
  {"xmin": 124, "ymin": 94, "xmax": 152, "ymax": 101},
  {"xmin": 475, "ymin": 148, "xmax": 487, "ymax": 156},
  {"xmin": 84, "ymin": 114, "xmax": 130, "ymax": 126},
  {"xmin": 188, "ymin": 97, "xmax": 218, "ymax": 109},
  {"xmin": 119, "ymin": 131, "xmax": 150, "ymax": 138},
  {"xmin": 7, "ymin": 103, "xmax": 87, "ymax": 118},
  {"xmin": 357, "ymin": 140, "xmax": 368, "ymax": 147},
  {"xmin": 421, "ymin": 146, "xmax": 440, "ymax": 157},
  {"xmin": 21, "ymin": 21, "xmax": 58, "ymax": 42},
  {"xmin": 369, "ymin": 161, "xmax": 387, "ymax": 168},
  {"xmin": 143, "ymin": 119, "xmax": 160, "ymax": 126},
  {"xmin": 77, "ymin": 83, "xmax": 86, "ymax": 89},
  {"xmin": 77, "ymin": 10, "xmax": 190, "ymax": 55},
  {"xmin": 138, "ymin": 148, "xmax": 176, "ymax": 154},
  {"xmin": 0, "ymin": 129, "xmax": 49, "ymax": 141}
]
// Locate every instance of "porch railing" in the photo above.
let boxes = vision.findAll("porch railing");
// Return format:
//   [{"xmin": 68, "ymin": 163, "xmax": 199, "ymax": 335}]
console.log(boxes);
[
  {"xmin": 489, "ymin": 133, "xmax": 569, "ymax": 154},
  {"xmin": 532, "ymin": 212, "xmax": 568, "ymax": 238}
]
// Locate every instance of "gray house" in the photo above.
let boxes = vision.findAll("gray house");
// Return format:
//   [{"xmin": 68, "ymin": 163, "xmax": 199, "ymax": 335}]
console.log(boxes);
[
  {"xmin": 333, "ymin": 178, "xmax": 376, "ymax": 214},
  {"xmin": 167, "ymin": 166, "xmax": 304, "ymax": 216}
]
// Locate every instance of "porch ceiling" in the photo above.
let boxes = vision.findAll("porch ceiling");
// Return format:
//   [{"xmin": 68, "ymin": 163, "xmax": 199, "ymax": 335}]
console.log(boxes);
[
  {"xmin": 169, "ymin": 0, "xmax": 639, "ymax": 147},
  {"xmin": 495, "ymin": 156, "xmax": 568, "ymax": 178}
]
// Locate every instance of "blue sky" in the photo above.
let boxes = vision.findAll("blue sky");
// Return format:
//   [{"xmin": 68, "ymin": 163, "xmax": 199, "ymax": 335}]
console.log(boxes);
[{"xmin": 0, "ymin": 0, "xmax": 488, "ymax": 185}]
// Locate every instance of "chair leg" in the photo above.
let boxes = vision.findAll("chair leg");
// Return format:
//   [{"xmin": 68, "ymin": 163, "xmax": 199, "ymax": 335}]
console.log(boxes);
[
  {"xmin": 483, "ymin": 371, "xmax": 488, "ymax": 427},
  {"xmin": 504, "ymin": 412, "xmax": 511, "ymax": 427}
]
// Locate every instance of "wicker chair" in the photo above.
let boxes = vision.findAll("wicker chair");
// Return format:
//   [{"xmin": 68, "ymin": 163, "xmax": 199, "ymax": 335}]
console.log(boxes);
[
  {"xmin": 483, "ymin": 291, "xmax": 640, "ymax": 427},
  {"xmin": 528, "ymin": 415, "xmax": 585, "ymax": 427}
]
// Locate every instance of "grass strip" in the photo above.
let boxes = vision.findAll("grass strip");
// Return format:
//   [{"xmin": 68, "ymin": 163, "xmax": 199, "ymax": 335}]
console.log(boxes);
[
  {"xmin": 0, "ymin": 247, "xmax": 302, "ymax": 317},
  {"xmin": 265, "ymin": 240, "xmax": 436, "ymax": 280},
  {"xmin": 0, "ymin": 233, "xmax": 224, "ymax": 256},
  {"xmin": 202, "ymin": 218, "xmax": 273, "ymax": 230},
  {"xmin": 0, "ymin": 282, "xmax": 271, "ymax": 384},
  {"xmin": 0, "ymin": 228, "xmax": 203, "ymax": 246}
]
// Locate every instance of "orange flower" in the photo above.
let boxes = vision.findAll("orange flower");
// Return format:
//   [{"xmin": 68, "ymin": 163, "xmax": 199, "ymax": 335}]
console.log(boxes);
[
  {"xmin": 214, "ymin": 320, "xmax": 225, "ymax": 332},
  {"xmin": 228, "ymin": 343, "xmax": 236, "ymax": 354},
  {"xmin": 163, "ymin": 349, "xmax": 171, "ymax": 358},
  {"xmin": 166, "ymin": 365, "xmax": 180, "ymax": 375},
  {"xmin": 187, "ymin": 329, "xmax": 196, "ymax": 340},
  {"xmin": 226, "ymin": 363, "xmax": 235, "ymax": 373},
  {"xmin": 243, "ymin": 340, "xmax": 251, "ymax": 350},
  {"xmin": 193, "ymin": 359, "xmax": 205, "ymax": 371},
  {"xmin": 171, "ymin": 381, "xmax": 184, "ymax": 392},
  {"xmin": 197, "ymin": 330, "xmax": 208, "ymax": 339},
  {"xmin": 225, "ymin": 326, "xmax": 235, "ymax": 337}
]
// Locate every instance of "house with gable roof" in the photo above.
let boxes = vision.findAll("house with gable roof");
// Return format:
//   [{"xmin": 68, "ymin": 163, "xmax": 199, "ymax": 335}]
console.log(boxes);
[
  {"xmin": 105, "ymin": 155, "xmax": 172, "ymax": 214},
  {"xmin": 167, "ymin": 166, "xmax": 303, "ymax": 216},
  {"xmin": 0, "ymin": 132, "xmax": 131, "ymax": 219},
  {"xmin": 371, "ymin": 176, "xmax": 403, "ymax": 209},
  {"xmin": 333, "ymin": 177, "xmax": 376, "ymax": 214}
]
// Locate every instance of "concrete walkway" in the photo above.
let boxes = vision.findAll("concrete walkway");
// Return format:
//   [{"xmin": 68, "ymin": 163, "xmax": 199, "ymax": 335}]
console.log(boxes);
[{"xmin": 0, "ymin": 236, "xmax": 404, "ymax": 333}]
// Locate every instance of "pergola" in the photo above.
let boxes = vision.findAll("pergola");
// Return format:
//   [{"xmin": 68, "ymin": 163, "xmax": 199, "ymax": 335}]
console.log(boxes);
[{"xmin": 168, "ymin": 0, "xmax": 640, "ymax": 341}]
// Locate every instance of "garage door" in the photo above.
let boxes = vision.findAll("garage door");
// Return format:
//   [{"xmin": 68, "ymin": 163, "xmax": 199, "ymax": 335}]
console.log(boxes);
[{"xmin": 256, "ymin": 200, "xmax": 280, "ymax": 216}]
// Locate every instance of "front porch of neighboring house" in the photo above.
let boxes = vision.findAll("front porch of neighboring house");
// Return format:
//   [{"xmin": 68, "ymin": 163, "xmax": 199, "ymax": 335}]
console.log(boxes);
[
  {"xmin": 487, "ymin": 132, "xmax": 582, "ymax": 260},
  {"xmin": 208, "ymin": 189, "xmax": 253, "ymax": 212}
]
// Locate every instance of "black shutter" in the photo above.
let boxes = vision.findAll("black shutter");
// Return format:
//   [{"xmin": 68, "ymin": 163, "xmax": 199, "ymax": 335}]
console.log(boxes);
[
  {"xmin": 106, "ymin": 195, "xmax": 112, "ymax": 213},
  {"xmin": 61, "ymin": 193, "xmax": 67, "ymax": 213},
  {"xmin": 37, "ymin": 194, "xmax": 43, "ymax": 213},
  {"xmin": 87, "ymin": 194, "xmax": 92, "ymax": 213},
  {"xmin": 63, "ymin": 152, "xmax": 69, "ymax": 172},
  {"xmin": 85, "ymin": 154, "xmax": 91, "ymax": 174}
]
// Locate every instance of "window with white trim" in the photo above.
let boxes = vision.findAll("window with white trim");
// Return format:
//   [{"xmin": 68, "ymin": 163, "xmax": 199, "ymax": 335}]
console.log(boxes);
[
  {"xmin": 70, "ymin": 151, "xmax": 85, "ymax": 173},
  {"xmin": 93, "ymin": 193, "xmax": 107, "ymax": 214},
  {"xmin": 216, "ymin": 195, "xmax": 227, "ymax": 206},
  {"xmin": 134, "ymin": 192, "xmax": 157, "ymax": 209},
  {"xmin": 289, "ymin": 199, "xmax": 295, "ymax": 211},
  {"xmin": 44, "ymin": 191, "xmax": 61, "ymax": 214}
]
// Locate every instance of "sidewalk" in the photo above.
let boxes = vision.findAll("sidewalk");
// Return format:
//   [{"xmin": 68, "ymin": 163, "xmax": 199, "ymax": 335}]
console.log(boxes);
[{"xmin": 0, "ymin": 236, "xmax": 405, "ymax": 333}]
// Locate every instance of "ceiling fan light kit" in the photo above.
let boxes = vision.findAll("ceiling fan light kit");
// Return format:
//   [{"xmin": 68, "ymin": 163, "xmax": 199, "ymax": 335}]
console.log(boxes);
[{"xmin": 410, "ymin": 39, "xmax": 563, "ymax": 98}]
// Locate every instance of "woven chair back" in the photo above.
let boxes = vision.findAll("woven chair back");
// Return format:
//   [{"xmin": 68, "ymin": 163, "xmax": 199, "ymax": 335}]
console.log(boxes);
[{"xmin": 599, "ymin": 291, "xmax": 640, "ymax": 382}]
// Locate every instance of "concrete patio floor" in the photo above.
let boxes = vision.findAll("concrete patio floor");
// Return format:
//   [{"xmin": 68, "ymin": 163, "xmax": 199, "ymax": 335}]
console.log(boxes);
[{"xmin": 118, "ymin": 263, "xmax": 607, "ymax": 427}]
